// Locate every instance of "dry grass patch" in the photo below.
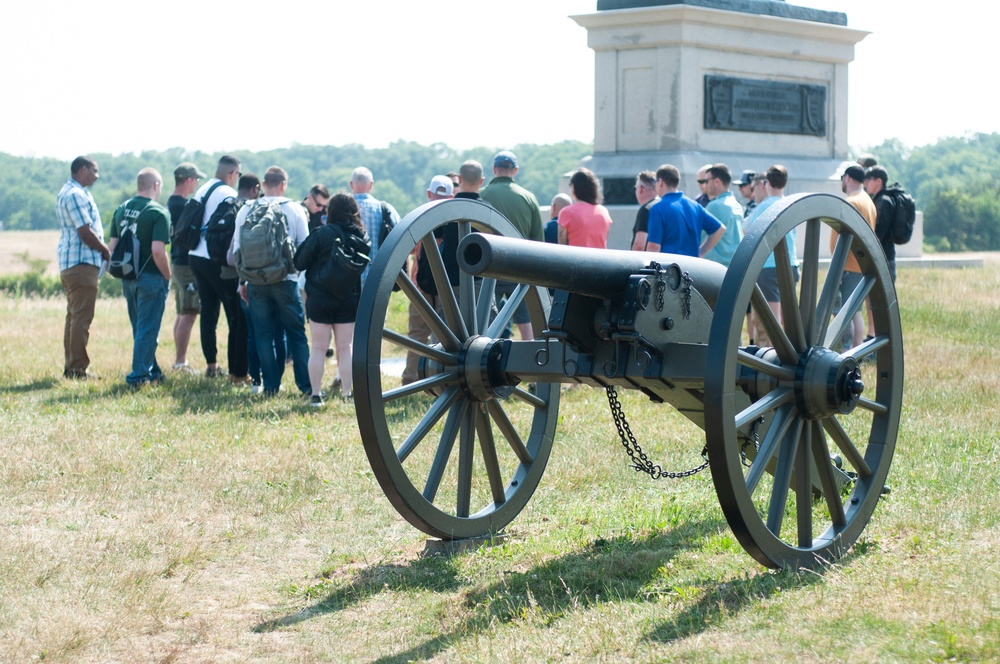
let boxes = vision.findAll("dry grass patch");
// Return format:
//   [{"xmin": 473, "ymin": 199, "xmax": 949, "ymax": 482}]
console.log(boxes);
[{"xmin": 1, "ymin": 263, "xmax": 1000, "ymax": 661}]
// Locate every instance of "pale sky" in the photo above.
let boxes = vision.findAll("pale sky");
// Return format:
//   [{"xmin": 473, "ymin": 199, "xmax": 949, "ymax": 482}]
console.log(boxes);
[{"xmin": 0, "ymin": 1, "xmax": 988, "ymax": 161}]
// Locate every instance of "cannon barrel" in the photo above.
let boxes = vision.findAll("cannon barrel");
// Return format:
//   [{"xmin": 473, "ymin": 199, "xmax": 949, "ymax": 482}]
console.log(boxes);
[{"xmin": 457, "ymin": 233, "xmax": 727, "ymax": 308}]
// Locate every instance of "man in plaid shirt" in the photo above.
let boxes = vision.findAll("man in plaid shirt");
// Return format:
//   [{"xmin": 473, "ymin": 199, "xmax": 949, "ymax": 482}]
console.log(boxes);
[{"xmin": 56, "ymin": 156, "xmax": 110, "ymax": 379}]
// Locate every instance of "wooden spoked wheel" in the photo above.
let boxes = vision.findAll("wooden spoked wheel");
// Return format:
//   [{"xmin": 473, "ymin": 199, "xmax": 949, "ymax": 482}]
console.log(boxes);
[
  {"xmin": 353, "ymin": 198, "xmax": 558, "ymax": 540},
  {"xmin": 705, "ymin": 193, "xmax": 903, "ymax": 569}
]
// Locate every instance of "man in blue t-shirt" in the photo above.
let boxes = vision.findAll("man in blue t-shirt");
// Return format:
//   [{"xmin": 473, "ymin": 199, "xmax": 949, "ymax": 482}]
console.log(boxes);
[{"xmin": 645, "ymin": 164, "xmax": 725, "ymax": 258}]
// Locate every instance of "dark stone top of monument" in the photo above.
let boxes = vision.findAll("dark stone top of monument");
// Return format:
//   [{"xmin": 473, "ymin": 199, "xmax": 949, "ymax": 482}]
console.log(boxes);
[{"xmin": 595, "ymin": 0, "xmax": 847, "ymax": 26}]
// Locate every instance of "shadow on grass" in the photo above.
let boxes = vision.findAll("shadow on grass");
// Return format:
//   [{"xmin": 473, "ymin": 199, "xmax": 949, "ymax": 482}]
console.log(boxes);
[
  {"xmin": 34, "ymin": 372, "xmax": 327, "ymax": 420},
  {"xmin": 645, "ymin": 541, "xmax": 872, "ymax": 645},
  {"xmin": 0, "ymin": 377, "xmax": 61, "ymax": 394},
  {"xmin": 252, "ymin": 516, "xmax": 729, "ymax": 661}
]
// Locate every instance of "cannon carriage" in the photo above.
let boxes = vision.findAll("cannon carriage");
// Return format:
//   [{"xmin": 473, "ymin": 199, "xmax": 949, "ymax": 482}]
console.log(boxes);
[{"xmin": 352, "ymin": 193, "xmax": 902, "ymax": 569}]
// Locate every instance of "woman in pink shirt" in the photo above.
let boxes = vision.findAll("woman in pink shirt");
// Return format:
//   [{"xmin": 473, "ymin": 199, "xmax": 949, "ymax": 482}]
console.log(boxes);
[{"xmin": 558, "ymin": 168, "xmax": 613, "ymax": 249}]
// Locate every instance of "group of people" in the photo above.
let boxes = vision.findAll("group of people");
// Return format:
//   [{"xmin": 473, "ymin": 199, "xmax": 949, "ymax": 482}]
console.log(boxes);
[
  {"xmin": 54, "ymin": 149, "xmax": 903, "ymax": 400},
  {"xmin": 55, "ymin": 155, "xmax": 398, "ymax": 407},
  {"xmin": 620, "ymin": 155, "xmax": 900, "ymax": 346}
]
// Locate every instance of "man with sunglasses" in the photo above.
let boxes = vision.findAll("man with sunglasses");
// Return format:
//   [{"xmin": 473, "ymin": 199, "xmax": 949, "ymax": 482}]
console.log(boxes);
[
  {"xmin": 630, "ymin": 170, "xmax": 658, "ymax": 251},
  {"xmin": 302, "ymin": 184, "xmax": 330, "ymax": 232}
]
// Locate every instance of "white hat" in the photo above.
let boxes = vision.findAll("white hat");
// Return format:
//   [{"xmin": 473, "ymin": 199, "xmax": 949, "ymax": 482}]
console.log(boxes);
[{"xmin": 427, "ymin": 174, "xmax": 454, "ymax": 197}]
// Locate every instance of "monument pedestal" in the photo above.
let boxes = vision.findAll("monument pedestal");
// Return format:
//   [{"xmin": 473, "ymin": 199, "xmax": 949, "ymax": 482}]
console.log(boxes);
[{"xmin": 571, "ymin": 0, "xmax": 870, "ymax": 250}]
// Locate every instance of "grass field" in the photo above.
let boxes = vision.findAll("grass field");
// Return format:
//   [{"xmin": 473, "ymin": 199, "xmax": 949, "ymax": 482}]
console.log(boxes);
[{"xmin": 1, "ymin": 263, "xmax": 999, "ymax": 662}]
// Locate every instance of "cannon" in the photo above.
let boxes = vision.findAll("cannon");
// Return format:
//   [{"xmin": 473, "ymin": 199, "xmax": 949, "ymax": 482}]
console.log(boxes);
[{"xmin": 353, "ymin": 194, "xmax": 902, "ymax": 569}]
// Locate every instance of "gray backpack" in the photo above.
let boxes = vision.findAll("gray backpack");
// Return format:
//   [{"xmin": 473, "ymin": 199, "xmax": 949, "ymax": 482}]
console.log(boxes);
[{"xmin": 235, "ymin": 200, "xmax": 295, "ymax": 285}]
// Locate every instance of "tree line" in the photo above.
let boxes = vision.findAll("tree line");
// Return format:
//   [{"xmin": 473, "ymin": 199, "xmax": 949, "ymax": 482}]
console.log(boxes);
[
  {"xmin": 0, "ymin": 141, "xmax": 592, "ymax": 235},
  {"xmin": 862, "ymin": 132, "xmax": 1000, "ymax": 252},
  {"xmin": 3, "ymin": 133, "xmax": 999, "ymax": 252}
]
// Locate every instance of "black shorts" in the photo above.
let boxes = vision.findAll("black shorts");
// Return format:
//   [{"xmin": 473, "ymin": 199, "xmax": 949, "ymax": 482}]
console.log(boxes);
[{"xmin": 305, "ymin": 285, "xmax": 359, "ymax": 325}]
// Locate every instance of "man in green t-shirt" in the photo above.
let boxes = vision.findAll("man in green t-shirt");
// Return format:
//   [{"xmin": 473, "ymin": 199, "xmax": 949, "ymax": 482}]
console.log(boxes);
[
  {"xmin": 480, "ymin": 150, "xmax": 543, "ymax": 340},
  {"xmin": 109, "ymin": 168, "xmax": 172, "ymax": 388}
]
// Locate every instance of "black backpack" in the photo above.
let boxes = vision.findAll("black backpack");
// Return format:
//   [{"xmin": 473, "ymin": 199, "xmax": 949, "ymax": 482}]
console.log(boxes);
[
  {"xmin": 885, "ymin": 183, "xmax": 916, "ymax": 245},
  {"xmin": 109, "ymin": 198, "xmax": 153, "ymax": 280},
  {"xmin": 204, "ymin": 197, "xmax": 239, "ymax": 263},
  {"xmin": 377, "ymin": 201, "xmax": 395, "ymax": 250},
  {"xmin": 172, "ymin": 181, "xmax": 225, "ymax": 251},
  {"xmin": 310, "ymin": 225, "xmax": 371, "ymax": 296}
]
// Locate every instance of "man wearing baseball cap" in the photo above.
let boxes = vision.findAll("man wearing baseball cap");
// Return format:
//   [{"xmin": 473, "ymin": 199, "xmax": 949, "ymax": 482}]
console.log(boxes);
[
  {"xmin": 166, "ymin": 162, "xmax": 207, "ymax": 371},
  {"xmin": 402, "ymin": 175, "xmax": 455, "ymax": 385},
  {"xmin": 733, "ymin": 169, "xmax": 758, "ymax": 219},
  {"xmin": 480, "ymin": 150, "xmax": 543, "ymax": 340},
  {"xmin": 831, "ymin": 164, "xmax": 877, "ymax": 348}
]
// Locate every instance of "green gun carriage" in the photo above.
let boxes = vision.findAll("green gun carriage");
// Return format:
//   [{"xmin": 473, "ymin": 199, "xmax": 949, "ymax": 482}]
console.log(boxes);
[{"xmin": 352, "ymin": 193, "xmax": 902, "ymax": 569}]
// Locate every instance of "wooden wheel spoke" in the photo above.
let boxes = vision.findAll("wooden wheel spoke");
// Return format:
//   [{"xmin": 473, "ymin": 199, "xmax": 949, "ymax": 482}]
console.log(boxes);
[
  {"xmin": 746, "ymin": 403, "xmax": 795, "ymax": 494},
  {"xmin": 454, "ymin": 221, "xmax": 480, "ymax": 333},
  {"xmin": 816, "ymin": 233, "xmax": 852, "ymax": 345},
  {"xmin": 487, "ymin": 400, "xmax": 533, "ymax": 465},
  {"xmin": 422, "ymin": 233, "xmax": 469, "ymax": 340},
  {"xmin": 824, "ymin": 275, "xmax": 875, "ymax": 349},
  {"xmin": 766, "ymin": 417, "xmax": 803, "ymax": 535},
  {"xmin": 737, "ymin": 349, "xmax": 795, "ymax": 382},
  {"xmin": 811, "ymin": 421, "xmax": 846, "ymax": 527},
  {"xmin": 475, "ymin": 407, "xmax": 507, "ymax": 506},
  {"xmin": 856, "ymin": 397, "xmax": 889, "ymax": 415},
  {"xmin": 822, "ymin": 416, "xmax": 872, "ymax": 478},
  {"xmin": 736, "ymin": 387, "xmax": 794, "ymax": 429},
  {"xmin": 843, "ymin": 334, "xmax": 889, "ymax": 361},
  {"xmin": 511, "ymin": 385, "xmax": 547, "ymax": 408},
  {"xmin": 396, "ymin": 270, "xmax": 463, "ymax": 351},
  {"xmin": 423, "ymin": 397, "xmax": 470, "ymax": 502},
  {"xmin": 382, "ymin": 328, "xmax": 457, "ymax": 366},
  {"xmin": 456, "ymin": 405, "xmax": 476, "ymax": 517},
  {"xmin": 383, "ymin": 372, "xmax": 456, "ymax": 402},
  {"xmin": 476, "ymin": 278, "xmax": 497, "ymax": 336},
  {"xmin": 773, "ymin": 233, "xmax": 806, "ymax": 353},
  {"xmin": 487, "ymin": 284, "xmax": 530, "ymax": 339},
  {"xmin": 795, "ymin": 424, "xmax": 813, "ymax": 548},
  {"xmin": 751, "ymin": 287, "xmax": 798, "ymax": 364},
  {"xmin": 798, "ymin": 219, "xmax": 820, "ymax": 345},
  {"xmin": 397, "ymin": 386, "xmax": 462, "ymax": 463}
]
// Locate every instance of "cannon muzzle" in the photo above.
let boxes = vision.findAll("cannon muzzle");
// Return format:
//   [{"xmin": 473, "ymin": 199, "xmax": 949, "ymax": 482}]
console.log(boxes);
[{"xmin": 457, "ymin": 233, "xmax": 727, "ymax": 307}]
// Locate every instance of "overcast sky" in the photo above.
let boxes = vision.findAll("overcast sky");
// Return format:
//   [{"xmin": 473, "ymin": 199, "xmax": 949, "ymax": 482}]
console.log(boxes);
[{"xmin": 0, "ymin": 0, "xmax": 988, "ymax": 161}]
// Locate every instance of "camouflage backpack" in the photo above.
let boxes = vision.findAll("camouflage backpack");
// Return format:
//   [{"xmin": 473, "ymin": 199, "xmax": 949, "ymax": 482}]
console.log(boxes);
[{"xmin": 234, "ymin": 199, "xmax": 295, "ymax": 285}]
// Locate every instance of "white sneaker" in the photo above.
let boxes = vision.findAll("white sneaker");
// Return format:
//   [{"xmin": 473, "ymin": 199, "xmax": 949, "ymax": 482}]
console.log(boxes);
[{"xmin": 250, "ymin": 384, "xmax": 263, "ymax": 395}]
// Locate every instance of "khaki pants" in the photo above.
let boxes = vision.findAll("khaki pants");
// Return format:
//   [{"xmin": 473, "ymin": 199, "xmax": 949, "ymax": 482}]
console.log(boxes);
[
  {"xmin": 60, "ymin": 263, "xmax": 100, "ymax": 374},
  {"xmin": 402, "ymin": 293, "xmax": 438, "ymax": 385}
]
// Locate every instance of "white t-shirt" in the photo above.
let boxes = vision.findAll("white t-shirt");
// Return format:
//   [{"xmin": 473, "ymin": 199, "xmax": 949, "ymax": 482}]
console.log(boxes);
[
  {"xmin": 188, "ymin": 178, "xmax": 239, "ymax": 260},
  {"xmin": 232, "ymin": 196, "xmax": 310, "ymax": 281}
]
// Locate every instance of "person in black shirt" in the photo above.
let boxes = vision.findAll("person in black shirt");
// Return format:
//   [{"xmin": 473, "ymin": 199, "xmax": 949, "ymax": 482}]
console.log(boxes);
[
  {"xmin": 302, "ymin": 184, "xmax": 330, "ymax": 232},
  {"xmin": 167, "ymin": 162, "xmax": 206, "ymax": 371}
]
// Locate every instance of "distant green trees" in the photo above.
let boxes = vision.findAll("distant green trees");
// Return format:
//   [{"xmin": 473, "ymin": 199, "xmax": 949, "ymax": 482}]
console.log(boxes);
[
  {"xmin": 860, "ymin": 132, "xmax": 1000, "ymax": 251},
  {"xmin": 5, "ymin": 133, "xmax": 1000, "ymax": 252},
  {"xmin": 0, "ymin": 141, "xmax": 592, "ymax": 233}
]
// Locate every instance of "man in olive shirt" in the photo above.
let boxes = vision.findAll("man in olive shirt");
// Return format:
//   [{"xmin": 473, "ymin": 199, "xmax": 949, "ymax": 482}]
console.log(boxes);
[
  {"xmin": 166, "ymin": 162, "xmax": 205, "ymax": 371},
  {"xmin": 480, "ymin": 150, "xmax": 542, "ymax": 340},
  {"xmin": 109, "ymin": 168, "xmax": 172, "ymax": 388}
]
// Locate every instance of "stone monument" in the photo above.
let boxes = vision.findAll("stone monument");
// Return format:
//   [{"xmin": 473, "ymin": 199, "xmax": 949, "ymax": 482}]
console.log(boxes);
[{"xmin": 571, "ymin": 0, "xmax": 872, "ymax": 250}]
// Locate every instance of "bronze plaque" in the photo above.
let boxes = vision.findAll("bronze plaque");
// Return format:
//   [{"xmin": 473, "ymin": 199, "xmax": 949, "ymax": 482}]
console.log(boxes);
[{"xmin": 704, "ymin": 75, "xmax": 827, "ymax": 137}]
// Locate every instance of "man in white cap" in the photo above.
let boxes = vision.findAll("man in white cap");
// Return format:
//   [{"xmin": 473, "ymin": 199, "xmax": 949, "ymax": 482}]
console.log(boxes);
[{"xmin": 402, "ymin": 175, "xmax": 454, "ymax": 385}]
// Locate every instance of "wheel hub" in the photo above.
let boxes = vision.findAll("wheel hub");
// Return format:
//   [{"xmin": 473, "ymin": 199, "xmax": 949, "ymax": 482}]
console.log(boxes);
[
  {"xmin": 462, "ymin": 336, "xmax": 517, "ymax": 401},
  {"xmin": 794, "ymin": 346, "xmax": 864, "ymax": 419}
]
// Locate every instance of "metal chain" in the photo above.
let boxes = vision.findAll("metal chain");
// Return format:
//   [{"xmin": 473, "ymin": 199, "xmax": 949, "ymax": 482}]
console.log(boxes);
[
  {"xmin": 681, "ymin": 271, "xmax": 693, "ymax": 319},
  {"xmin": 650, "ymin": 261, "xmax": 666, "ymax": 312},
  {"xmin": 740, "ymin": 416, "xmax": 763, "ymax": 468},
  {"xmin": 606, "ymin": 386, "xmax": 710, "ymax": 480}
]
